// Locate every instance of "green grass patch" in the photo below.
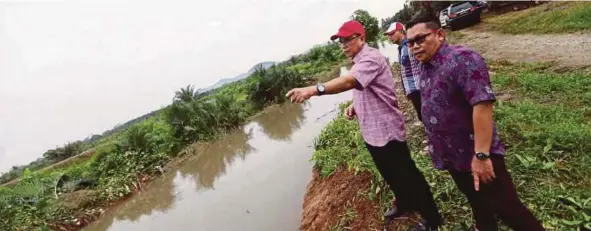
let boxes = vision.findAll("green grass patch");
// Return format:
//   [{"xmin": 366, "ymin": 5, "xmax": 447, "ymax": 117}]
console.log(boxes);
[
  {"xmin": 311, "ymin": 62, "xmax": 591, "ymax": 230},
  {"xmin": 484, "ymin": 2, "xmax": 591, "ymax": 34}
]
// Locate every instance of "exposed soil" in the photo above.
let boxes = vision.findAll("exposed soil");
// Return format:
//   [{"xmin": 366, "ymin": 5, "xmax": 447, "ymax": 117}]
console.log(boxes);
[
  {"xmin": 300, "ymin": 168, "xmax": 377, "ymax": 231},
  {"xmin": 453, "ymin": 26, "xmax": 591, "ymax": 68},
  {"xmin": 300, "ymin": 168, "xmax": 419, "ymax": 231}
]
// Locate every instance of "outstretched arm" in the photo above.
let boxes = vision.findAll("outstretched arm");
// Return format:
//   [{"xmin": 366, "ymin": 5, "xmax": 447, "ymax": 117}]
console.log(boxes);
[
  {"xmin": 286, "ymin": 56, "xmax": 378, "ymax": 103},
  {"xmin": 323, "ymin": 74, "xmax": 359, "ymax": 94},
  {"xmin": 286, "ymin": 74, "xmax": 358, "ymax": 103}
]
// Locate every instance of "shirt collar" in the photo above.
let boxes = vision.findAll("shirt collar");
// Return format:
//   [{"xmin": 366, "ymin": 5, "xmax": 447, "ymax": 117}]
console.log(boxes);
[
  {"xmin": 353, "ymin": 43, "xmax": 370, "ymax": 64},
  {"xmin": 401, "ymin": 38, "xmax": 408, "ymax": 47}
]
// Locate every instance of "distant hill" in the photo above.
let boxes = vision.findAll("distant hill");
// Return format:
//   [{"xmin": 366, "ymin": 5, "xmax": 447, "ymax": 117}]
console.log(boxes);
[{"xmin": 197, "ymin": 61, "xmax": 276, "ymax": 93}]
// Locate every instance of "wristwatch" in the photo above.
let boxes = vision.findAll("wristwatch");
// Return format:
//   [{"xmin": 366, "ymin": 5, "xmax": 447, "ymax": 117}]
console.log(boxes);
[
  {"xmin": 475, "ymin": 152, "xmax": 491, "ymax": 160},
  {"xmin": 316, "ymin": 83, "xmax": 326, "ymax": 96}
]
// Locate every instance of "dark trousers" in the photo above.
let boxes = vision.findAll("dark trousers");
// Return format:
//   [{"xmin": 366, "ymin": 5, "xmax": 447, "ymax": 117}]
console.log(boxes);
[
  {"xmin": 407, "ymin": 91, "xmax": 422, "ymax": 122},
  {"xmin": 448, "ymin": 155, "xmax": 545, "ymax": 231},
  {"xmin": 365, "ymin": 140, "xmax": 443, "ymax": 227}
]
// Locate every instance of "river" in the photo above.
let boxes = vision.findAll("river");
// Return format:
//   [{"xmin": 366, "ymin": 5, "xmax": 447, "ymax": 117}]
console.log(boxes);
[{"xmin": 83, "ymin": 44, "xmax": 398, "ymax": 231}]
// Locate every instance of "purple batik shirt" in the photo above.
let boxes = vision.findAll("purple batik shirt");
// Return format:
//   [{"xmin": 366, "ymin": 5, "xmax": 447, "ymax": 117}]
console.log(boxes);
[
  {"xmin": 351, "ymin": 44, "xmax": 406, "ymax": 147},
  {"xmin": 419, "ymin": 42, "xmax": 505, "ymax": 171}
]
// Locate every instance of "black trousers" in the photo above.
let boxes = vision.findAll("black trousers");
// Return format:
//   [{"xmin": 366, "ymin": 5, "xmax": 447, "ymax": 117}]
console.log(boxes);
[
  {"xmin": 448, "ymin": 155, "xmax": 545, "ymax": 231},
  {"xmin": 407, "ymin": 91, "xmax": 422, "ymax": 122},
  {"xmin": 365, "ymin": 140, "xmax": 443, "ymax": 227}
]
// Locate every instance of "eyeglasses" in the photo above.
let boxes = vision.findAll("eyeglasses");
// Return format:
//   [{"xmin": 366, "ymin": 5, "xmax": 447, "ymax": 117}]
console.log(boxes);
[
  {"xmin": 406, "ymin": 32, "xmax": 433, "ymax": 47},
  {"xmin": 339, "ymin": 35, "xmax": 360, "ymax": 46}
]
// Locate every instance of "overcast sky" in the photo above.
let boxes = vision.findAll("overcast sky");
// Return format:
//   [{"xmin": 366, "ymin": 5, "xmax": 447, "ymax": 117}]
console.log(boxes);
[{"xmin": 0, "ymin": 0, "xmax": 404, "ymax": 172}]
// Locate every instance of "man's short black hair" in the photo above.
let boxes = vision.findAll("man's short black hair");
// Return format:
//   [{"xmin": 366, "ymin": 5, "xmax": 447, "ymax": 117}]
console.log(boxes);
[{"xmin": 406, "ymin": 10, "xmax": 441, "ymax": 31}]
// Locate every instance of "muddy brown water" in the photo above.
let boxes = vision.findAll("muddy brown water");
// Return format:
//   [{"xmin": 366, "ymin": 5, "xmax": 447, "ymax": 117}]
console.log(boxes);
[
  {"xmin": 83, "ymin": 44, "xmax": 398, "ymax": 231},
  {"xmin": 82, "ymin": 80, "xmax": 351, "ymax": 231}
]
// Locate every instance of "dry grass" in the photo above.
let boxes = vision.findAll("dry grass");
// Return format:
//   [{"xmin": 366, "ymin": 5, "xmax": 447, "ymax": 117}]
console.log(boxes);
[{"xmin": 484, "ymin": 1, "xmax": 591, "ymax": 34}]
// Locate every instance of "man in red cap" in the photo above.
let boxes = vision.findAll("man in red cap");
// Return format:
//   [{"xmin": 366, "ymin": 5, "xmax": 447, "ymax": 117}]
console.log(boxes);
[
  {"xmin": 385, "ymin": 22, "xmax": 423, "ymax": 122},
  {"xmin": 287, "ymin": 20, "xmax": 442, "ymax": 231}
]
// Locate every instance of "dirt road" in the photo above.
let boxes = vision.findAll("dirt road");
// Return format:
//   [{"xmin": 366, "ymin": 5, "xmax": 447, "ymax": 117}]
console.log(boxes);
[{"xmin": 453, "ymin": 28, "xmax": 591, "ymax": 68}]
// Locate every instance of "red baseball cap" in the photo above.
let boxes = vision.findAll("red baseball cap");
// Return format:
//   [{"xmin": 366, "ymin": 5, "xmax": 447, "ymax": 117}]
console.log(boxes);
[
  {"xmin": 330, "ymin": 20, "xmax": 366, "ymax": 41},
  {"xmin": 384, "ymin": 22, "xmax": 405, "ymax": 35}
]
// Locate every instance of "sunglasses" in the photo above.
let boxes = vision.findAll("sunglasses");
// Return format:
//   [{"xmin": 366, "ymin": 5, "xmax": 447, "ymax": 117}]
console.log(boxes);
[{"xmin": 406, "ymin": 32, "xmax": 434, "ymax": 47}]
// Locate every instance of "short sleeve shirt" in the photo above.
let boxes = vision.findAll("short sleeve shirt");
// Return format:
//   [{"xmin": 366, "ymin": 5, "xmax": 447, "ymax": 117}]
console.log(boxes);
[
  {"xmin": 419, "ymin": 42, "xmax": 506, "ymax": 171},
  {"xmin": 351, "ymin": 44, "xmax": 406, "ymax": 147}
]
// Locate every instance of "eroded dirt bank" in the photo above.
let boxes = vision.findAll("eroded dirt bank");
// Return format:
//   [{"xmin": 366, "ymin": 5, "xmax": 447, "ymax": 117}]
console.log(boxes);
[{"xmin": 300, "ymin": 168, "xmax": 379, "ymax": 231}]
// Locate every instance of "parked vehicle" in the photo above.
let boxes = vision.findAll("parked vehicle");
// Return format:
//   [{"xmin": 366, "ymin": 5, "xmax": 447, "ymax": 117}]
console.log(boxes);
[
  {"xmin": 474, "ymin": 0, "xmax": 488, "ymax": 11},
  {"xmin": 439, "ymin": 7, "xmax": 450, "ymax": 28},
  {"xmin": 447, "ymin": 1, "xmax": 483, "ymax": 31}
]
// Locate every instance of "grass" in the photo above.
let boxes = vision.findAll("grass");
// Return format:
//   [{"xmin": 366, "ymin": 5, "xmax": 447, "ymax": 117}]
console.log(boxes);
[
  {"xmin": 311, "ymin": 61, "xmax": 591, "ymax": 230},
  {"xmin": 484, "ymin": 2, "xmax": 591, "ymax": 34},
  {"xmin": 328, "ymin": 201, "xmax": 357, "ymax": 231},
  {"xmin": 444, "ymin": 30, "xmax": 466, "ymax": 44}
]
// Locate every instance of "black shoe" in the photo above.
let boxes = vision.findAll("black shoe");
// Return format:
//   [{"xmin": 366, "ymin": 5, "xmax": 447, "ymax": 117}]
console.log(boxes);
[
  {"xmin": 409, "ymin": 218, "xmax": 439, "ymax": 231},
  {"xmin": 384, "ymin": 206, "xmax": 409, "ymax": 219},
  {"xmin": 382, "ymin": 206, "xmax": 410, "ymax": 231}
]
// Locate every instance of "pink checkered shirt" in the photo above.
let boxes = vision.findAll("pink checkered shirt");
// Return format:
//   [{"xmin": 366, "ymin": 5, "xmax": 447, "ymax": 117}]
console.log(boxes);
[{"xmin": 351, "ymin": 44, "xmax": 406, "ymax": 147}]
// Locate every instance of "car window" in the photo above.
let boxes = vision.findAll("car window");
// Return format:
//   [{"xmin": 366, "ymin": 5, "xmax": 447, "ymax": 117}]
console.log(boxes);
[{"xmin": 451, "ymin": 2, "xmax": 473, "ymax": 13}]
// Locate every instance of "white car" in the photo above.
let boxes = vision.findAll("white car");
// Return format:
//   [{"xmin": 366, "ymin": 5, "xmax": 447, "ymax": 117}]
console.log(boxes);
[{"xmin": 439, "ymin": 7, "xmax": 450, "ymax": 28}]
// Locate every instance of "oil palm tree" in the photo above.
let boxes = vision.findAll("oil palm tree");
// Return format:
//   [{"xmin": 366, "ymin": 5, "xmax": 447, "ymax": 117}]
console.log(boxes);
[{"xmin": 174, "ymin": 85, "xmax": 198, "ymax": 103}]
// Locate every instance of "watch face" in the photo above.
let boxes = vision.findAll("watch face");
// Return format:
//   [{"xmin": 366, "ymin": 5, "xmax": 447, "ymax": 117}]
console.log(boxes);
[
  {"xmin": 476, "ymin": 152, "xmax": 488, "ymax": 160},
  {"xmin": 318, "ymin": 85, "xmax": 325, "ymax": 92}
]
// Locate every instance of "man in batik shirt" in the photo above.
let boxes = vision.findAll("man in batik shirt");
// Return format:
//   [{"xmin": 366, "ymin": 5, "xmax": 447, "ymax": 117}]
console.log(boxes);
[{"xmin": 405, "ymin": 12, "xmax": 545, "ymax": 231}]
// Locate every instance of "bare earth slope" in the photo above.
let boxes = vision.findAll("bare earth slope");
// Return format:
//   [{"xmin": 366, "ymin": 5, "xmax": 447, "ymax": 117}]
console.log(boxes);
[{"xmin": 454, "ymin": 27, "xmax": 591, "ymax": 68}]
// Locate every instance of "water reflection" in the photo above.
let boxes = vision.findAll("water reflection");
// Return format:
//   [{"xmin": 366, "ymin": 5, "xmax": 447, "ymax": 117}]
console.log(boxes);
[
  {"xmin": 83, "ymin": 127, "xmax": 256, "ymax": 231},
  {"xmin": 253, "ymin": 102, "xmax": 306, "ymax": 141},
  {"xmin": 83, "ymin": 171, "xmax": 178, "ymax": 230},
  {"xmin": 177, "ymin": 127, "xmax": 255, "ymax": 190}
]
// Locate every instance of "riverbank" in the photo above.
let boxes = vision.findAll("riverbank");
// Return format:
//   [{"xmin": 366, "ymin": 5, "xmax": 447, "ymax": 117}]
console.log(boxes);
[{"xmin": 301, "ymin": 60, "xmax": 591, "ymax": 230}]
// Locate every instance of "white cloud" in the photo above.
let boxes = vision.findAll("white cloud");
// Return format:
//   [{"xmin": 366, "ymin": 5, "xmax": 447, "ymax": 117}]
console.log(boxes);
[{"xmin": 207, "ymin": 21, "xmax": 223, "ymax": 28}]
